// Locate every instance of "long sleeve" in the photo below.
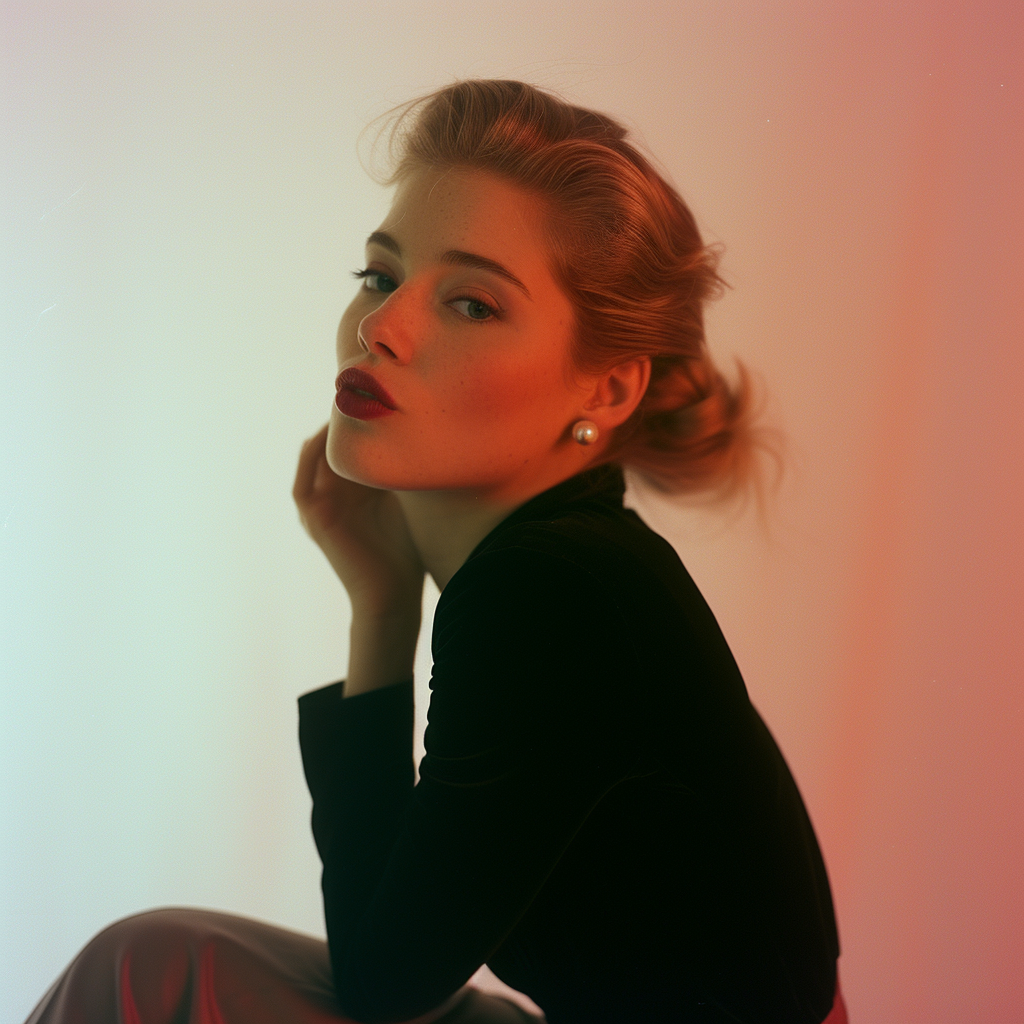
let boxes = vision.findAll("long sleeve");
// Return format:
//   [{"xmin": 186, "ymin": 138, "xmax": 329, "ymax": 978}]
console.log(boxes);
[
  {"xmin": 298, "ymin": 679, "xmax": 417, "ymax": 961},
  {"xmin": 298, "ymin": 544, "xmax": 638, "ymax": 1024}
]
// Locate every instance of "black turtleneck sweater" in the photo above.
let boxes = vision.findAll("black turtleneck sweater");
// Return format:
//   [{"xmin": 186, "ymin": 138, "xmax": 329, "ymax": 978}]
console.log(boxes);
[{"xmin": 298, "ymin": 465, "xmax": 839, "ymax": 1024}]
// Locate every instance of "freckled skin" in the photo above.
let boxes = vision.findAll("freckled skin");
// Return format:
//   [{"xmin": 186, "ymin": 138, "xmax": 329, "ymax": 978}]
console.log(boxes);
[{"xmin": 325, "ymin": 166, "xmax": 598, "ymax": 506}]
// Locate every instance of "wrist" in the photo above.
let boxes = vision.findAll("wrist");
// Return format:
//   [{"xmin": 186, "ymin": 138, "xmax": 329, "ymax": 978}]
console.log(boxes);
[
  {"xmin": 344, "ymin": 605, "xmax": 421, "ymax": 698},
  {"xmin": 346, "ymin": 567, "xmax": 425, "ymax": 621}
]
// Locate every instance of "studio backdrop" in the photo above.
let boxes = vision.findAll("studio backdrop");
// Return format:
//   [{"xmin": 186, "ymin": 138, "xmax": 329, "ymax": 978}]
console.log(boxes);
[{"xmin": 3, "ymin": 2, "xmax": 1022, "ymax": 1022}]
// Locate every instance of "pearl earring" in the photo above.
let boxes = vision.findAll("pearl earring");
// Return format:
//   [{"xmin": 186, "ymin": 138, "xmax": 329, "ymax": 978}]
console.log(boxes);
[{"xmin": 572, "ymin": 420, "xmax": 599, "ymax": 446}]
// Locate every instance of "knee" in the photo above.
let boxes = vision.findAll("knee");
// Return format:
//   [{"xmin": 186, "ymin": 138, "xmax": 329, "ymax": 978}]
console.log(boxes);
[
  {"xmin": 83, "ymin": 907, "xmax": 207, "ymax": 964},
  {"xmin": 81, "ymin": 908, "xmax": 223, "ymax": 1003},
  {"xmin": 32, "ymin": 909, "xmax": 205, "ymax": 1024}
]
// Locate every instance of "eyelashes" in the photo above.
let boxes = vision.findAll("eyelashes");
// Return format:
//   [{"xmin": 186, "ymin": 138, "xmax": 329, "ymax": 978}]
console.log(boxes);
[
  {"xmin": 350, "ymin": 268, "xmax": 501, "ymax": 322},
  {"xmin": 351, "ymin": 268, "xmax": 398, "ymax": 294}
]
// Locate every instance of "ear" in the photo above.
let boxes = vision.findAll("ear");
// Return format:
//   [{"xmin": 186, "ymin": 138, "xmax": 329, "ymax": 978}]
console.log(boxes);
[{"xmin": 582, "ymin": 357, "xmax": 651, "ymax": 431}]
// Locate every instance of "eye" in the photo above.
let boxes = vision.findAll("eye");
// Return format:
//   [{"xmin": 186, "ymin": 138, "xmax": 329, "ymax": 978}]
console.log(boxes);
[
  {"xmin": 352, "ymin": 268, "xmax": 398, "ymax": 294},
  {"xmin": 449, "ymin": 297, "xmax": 498, "ymax": 322}
]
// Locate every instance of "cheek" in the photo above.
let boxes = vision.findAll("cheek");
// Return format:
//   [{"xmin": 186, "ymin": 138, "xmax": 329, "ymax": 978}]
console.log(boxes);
[{"xmin": 444, "ymin": 354, "xmax": 566, "ymax": 425}]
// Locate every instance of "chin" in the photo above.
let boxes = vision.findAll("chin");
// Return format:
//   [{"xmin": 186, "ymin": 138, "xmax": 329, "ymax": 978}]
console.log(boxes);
[
  {"xmin": 325, "ymin": 415, "xmax": 411, "ymax": 491},
  {"xmin": 325, "ymin": 416, "xmax": 376, "ymax": 484}
]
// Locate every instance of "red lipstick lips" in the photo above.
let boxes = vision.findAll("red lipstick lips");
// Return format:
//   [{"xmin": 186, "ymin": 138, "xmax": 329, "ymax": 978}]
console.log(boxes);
[{"xmin": 335, "ymin": 367, "xmax": 397, "ymax": 420}]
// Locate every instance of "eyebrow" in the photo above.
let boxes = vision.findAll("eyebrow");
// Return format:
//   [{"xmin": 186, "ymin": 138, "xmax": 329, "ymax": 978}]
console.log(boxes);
[{"xmin": 365, "ymin": 231, "xmax": 532, "ymax": 299}]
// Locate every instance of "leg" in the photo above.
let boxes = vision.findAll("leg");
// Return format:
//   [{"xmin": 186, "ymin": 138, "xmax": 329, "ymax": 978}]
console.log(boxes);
[
  {"xmin": 24, "ymin": 908, "xmax": 545, "ymax": 1024},
  {"xmin": 24, "ymin": 907, "xmax": 344, "ymax": 1024}
]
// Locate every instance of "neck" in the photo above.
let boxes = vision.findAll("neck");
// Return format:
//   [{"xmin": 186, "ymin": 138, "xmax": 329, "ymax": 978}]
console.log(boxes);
[
  {"xmin": 394, "ymin": 490, "xmax": 513, "ymax": 591},
  {"xmin": 395, "ymin": 456, "xmax": 600, "ymax": 591}
]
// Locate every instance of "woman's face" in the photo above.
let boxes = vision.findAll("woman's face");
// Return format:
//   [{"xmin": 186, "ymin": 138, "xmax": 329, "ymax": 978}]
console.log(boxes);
[{"xmin": 325, "ymin": 164, "xmax": 590, "ymax": 500}]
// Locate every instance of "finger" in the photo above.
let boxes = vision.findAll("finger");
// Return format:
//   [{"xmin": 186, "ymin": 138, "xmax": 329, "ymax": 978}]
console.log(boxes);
[{"xmin": 292, "ymin": 423, "xmax": 330, "ymax": 504}]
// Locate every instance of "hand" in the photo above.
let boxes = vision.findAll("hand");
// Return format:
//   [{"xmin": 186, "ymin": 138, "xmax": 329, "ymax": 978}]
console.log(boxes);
[{"xmin": 292, "ymin": 423, "xmax": 425, "ymax": 619}]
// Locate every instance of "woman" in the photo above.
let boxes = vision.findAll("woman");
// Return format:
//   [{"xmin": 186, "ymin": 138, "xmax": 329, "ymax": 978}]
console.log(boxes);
[{"xmin": 26, "ymin": 80, "xmax": 846, "ymax": 1024}]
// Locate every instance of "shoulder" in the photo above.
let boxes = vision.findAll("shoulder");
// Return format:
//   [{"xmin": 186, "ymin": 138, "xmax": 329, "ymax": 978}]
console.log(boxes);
[
  {"xmin": 426, "ymin": 494, "xmax": 746, "ymax": 757},
  {"xmin": 436, "ymin": 520, "xmax": 623, "ymax": 659},
  {"xmin": 436, "ymin": 496, "xmax": 741, "ymax": 697},
  {"xmin": 427, "ymin": 511, "xmax": 652, "ymax": 764},
  {"xmin": 433, "ymin": 503, "xmax": 688, "ymax": 690},
  {"xmin": 443, "ymin": 505, "xmax": 663, "ymax": 620},
  {"xmin": 446, "ymin": 499, "xmax": 693, "ymax": 627}
]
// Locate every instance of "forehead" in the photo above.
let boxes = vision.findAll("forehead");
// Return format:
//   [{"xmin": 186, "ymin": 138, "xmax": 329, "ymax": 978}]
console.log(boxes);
[{"xmin": 379, "ymin": 165, "xmax": 549, "ymax": 260}]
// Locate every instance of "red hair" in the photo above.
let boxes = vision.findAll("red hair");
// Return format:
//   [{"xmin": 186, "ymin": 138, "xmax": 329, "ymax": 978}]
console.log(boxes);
[{"xmin": 375, "ymin": 79, "xmax": 770, "ymax": 498}]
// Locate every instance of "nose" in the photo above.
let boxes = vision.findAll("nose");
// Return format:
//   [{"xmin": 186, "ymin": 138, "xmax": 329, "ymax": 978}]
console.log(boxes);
[{"xmin": 356, "ymin": 297, "xmax": 414, "ymax": 364}]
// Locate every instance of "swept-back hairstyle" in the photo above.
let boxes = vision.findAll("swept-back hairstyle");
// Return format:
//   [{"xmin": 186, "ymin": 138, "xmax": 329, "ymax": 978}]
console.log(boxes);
[{"xmin": 372, "ymin": 79, "xmax": 770, "ymax": 498}]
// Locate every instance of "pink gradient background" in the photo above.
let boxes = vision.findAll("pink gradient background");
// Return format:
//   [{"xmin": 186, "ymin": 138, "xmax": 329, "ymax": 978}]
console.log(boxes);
[{"xmin": 3, "ymin": 2, "xmax": 1021, "ymax": 1021}]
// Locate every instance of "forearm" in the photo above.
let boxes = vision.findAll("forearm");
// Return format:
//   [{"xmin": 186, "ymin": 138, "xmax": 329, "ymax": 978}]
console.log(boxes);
[{"xmin": 344, "ymin": 604, "xmax": 421, "ymax": 698}]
